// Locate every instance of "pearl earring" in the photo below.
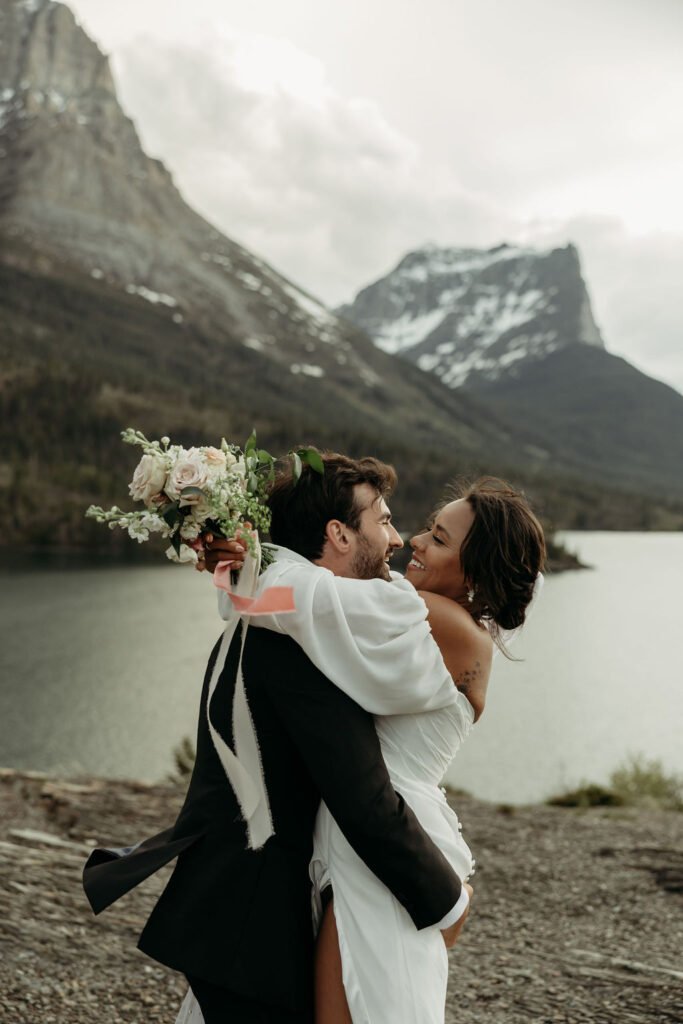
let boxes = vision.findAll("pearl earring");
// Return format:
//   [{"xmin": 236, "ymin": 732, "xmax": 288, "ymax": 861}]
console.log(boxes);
[{"xmin": 467, "ymin": 589, "xmax": 475, "ymax": 604}]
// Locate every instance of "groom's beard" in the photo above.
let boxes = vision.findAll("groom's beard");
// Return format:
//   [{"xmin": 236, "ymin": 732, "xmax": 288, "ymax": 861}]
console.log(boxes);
[{"xmin": 351, "ymin": 532, "xmax": 391, "ymax": 581}]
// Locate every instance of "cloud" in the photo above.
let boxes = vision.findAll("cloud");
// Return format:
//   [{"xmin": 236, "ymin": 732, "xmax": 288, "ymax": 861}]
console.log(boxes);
[
  {"xmin": 415, "ymin": 0, "xmax": 683, "ymax": 237},
  {"xmin": 112, "ymin": 30, "xmax": 509, "ymax": 303},
  {"xmin": 109, "ymin": 27, "xmax": 683, "ymax": 396}
]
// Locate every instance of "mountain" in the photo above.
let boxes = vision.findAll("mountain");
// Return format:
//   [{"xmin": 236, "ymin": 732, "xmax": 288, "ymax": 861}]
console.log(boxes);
[
  {"xmin": 337, "ymin": 242, "xmax": 604, "ymax": 388},
  {"xmin": 1, "ymin": 0, "xmax": 682, "ymax": 549},
  {"xmin": 339, "ymin": 243, "xmax": 683, "ymax": 499},
  {"xmin": 0, "ymin": 0, "xmax": 482, "ymax": 442},
  {"xmin": 0, "ymin": 0, "xmax": 547, "ymax": 547}
]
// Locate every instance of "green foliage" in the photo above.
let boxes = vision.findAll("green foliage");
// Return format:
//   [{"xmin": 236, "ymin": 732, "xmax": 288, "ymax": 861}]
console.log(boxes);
[
  {"xmin": 168, "ymin": 735, "xmax": 196, "ymax": 785},
  {"xmin": 547, "ymin": 756, "xmax": 683, "ymax": 812},
  {"xmin": 547, "ymin": 784, "xmax": 623, "ymax": 808},
  {"xmin": 609, "ymin": 755, "xmax": 683, "ymax": 812},
  {"xmin": 289, "ymin": 447, "xmax": 326, "ymax": 482}
]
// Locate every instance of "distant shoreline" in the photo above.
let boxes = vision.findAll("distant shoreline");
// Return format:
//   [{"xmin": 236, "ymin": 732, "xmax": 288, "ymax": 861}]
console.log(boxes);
[
  {"xmin": 544, "ymin": 535, "xmax": 590, "ymax": 572},
  {"xmin": 2, "ymin": 536, "xmax": 591, "ymax": 573},
  {"xmin": 4, "ymin": 525, "xmax": 683, "ymax": 573},
  {"xmin": 1, "ymin": 542, "xmax": 589, "ymax": 573}
]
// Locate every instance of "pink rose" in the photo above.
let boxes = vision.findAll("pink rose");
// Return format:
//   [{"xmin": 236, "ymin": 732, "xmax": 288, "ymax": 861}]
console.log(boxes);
[
  {"xmin": 203, "ymin": 446, "xmax": 227, "ymax": 469},
  {"xmin": 166, "ymin": 448, "xmax": 210, "ymax": 504}
]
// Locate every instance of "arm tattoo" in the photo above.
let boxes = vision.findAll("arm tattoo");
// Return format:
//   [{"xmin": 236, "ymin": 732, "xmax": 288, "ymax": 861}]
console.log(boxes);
[{"xmin": 455, "ymin": 661, "xmax": 481, "ymax": 697}]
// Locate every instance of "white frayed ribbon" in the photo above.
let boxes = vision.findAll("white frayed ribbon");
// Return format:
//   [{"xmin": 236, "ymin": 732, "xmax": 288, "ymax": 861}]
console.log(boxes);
[{"xmin": 205, "ymin": 537, "xmax": 294, "ymax": 850}]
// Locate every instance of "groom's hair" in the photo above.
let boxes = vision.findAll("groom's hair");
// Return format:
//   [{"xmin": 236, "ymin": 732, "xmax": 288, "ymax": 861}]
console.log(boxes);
[{"xmin": 267, "ymin": 450, "xmax": 397, "ymax": 560}]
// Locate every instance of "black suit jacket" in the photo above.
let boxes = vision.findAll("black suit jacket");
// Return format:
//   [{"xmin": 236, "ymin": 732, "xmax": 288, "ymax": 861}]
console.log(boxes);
[{"xmin": 84, "ymin": 624, "xmax": 462, "ymax": 1014}]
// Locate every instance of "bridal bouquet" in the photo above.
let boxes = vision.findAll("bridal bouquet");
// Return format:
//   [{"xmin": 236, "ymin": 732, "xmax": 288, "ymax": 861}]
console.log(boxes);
[{"xmin": 86, "ymin": 429, "xmax": 322, "ymax": 568}]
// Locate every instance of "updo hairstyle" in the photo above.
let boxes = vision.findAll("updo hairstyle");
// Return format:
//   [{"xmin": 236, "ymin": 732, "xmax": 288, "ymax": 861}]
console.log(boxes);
[{"xmin": 447, "ymin": 477, "xmax": 546, "ymax": 641}]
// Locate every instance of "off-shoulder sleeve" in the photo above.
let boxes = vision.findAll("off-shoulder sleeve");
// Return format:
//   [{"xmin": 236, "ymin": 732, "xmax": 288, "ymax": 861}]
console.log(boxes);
[{"xmin": 239, "ymin": 559, "xmax": 458, "ymax": 715}]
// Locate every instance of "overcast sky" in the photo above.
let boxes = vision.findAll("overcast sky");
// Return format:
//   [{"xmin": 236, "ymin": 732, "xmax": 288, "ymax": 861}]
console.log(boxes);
[{"xmin": 67, "ymin": 0, "xmax": 683, "ymax": 394}]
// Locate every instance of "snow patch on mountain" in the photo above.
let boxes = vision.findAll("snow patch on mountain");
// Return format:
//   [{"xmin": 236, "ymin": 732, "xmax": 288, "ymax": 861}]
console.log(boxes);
[
  {"xmin": 281, "ymin": 282, "xmax": 336, "ymax": 328},
  {"xmin": 290, "ymin": 363, "xmax": 325, "ymax": 378},
  {"xmin": 448, "ymin": 287, "xmax": 549, "ymax": 349},
  {"xmin": 375, "ymin": 307, "xmax": 447, "ymax": 354},
  {"xmin": 397, "ymin": 242, "xmax": 553, "ymax": 281},
  {"xmin": 125, "ymin": 284, "xmax": 177, "ymax": 307}
]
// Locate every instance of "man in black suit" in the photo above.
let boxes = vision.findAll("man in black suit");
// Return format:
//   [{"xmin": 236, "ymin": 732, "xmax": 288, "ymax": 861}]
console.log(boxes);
[{"xmin": 84, "ymin": 452, "xmax": 470, "ymax": 1023}]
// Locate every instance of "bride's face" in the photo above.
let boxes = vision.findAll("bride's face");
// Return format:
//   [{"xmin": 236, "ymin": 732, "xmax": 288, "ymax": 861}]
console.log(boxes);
[{"xmin": 405, "ymin": 499, "xmax": 475, "ymax": 600}]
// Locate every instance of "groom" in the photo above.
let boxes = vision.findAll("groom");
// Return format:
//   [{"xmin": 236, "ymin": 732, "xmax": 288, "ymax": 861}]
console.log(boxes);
[{"xmin": 84, "ymin": 452, "xmax": 471, "ymax": 1023}]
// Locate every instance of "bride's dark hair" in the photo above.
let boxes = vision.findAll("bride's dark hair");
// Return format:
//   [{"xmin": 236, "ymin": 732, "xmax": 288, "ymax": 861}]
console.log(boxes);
[{"xmin": 440, "ymin": 477, "xmax": 546, "ymax": 645}]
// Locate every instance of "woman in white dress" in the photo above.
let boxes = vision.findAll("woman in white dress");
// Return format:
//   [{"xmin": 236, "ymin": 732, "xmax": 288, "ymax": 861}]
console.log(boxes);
[
  {"xmin": 200, "ymin": 472, "xmax": 545, "ymax": 1024},
  {"xmin": 310, "ymin": 478, "xmax": 545, "ymax": 1024}
]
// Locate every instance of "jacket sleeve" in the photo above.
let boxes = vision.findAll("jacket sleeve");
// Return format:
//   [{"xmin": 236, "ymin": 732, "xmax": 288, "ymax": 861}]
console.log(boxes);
[{"xmin": 256, "ymin": 639, "xmax": 462, "ymax": 930}]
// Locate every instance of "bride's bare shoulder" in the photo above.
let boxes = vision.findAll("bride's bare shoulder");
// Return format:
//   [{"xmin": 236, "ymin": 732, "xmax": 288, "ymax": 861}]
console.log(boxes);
[{"xmin": 417, "ymin": 591, "xmax": 493, "ymax": 721}]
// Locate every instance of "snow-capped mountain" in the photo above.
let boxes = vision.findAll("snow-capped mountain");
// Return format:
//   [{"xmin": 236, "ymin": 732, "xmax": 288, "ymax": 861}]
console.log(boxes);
[
  {"xmin": 337, "ymin": 240, "xmax": 683, "ymax": 501},
  {"xmin": 338, "ymin": 242, "xmax": 604, "ymax": 388}
]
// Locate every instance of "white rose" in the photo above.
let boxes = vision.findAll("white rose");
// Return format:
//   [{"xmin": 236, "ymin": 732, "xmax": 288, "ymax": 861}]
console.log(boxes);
[
  {"xmin": 166, "ymin": 448, "xmax": 210, "ymax": 503},
  {"xmin": 165, "ymin": 543, "xmax": 198, "ymax": 564},
  {"xmin": 129, "ymin": 453, "xmax": 168, "ymax": 507}
]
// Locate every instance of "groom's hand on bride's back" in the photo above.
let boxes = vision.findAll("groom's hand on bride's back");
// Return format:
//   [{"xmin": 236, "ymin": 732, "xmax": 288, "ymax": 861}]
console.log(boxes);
[{"xmin": 441, "ymin": 882, "xmax": 473, "ymax": 948}]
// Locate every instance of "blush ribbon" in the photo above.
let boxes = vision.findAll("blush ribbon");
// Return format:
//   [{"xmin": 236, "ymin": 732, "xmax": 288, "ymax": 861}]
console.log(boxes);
[{"xmin": 213, "ymin": 560, "xmax": 295, "ymax": 616}]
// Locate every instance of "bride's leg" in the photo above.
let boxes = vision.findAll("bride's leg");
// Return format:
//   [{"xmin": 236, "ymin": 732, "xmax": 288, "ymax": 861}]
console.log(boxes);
[{"xmin": 314, "ymin": 897, "xmax": 353, "ymax": 1024}]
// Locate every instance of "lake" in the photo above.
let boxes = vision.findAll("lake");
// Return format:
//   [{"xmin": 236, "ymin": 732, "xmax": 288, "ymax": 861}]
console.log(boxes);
[{"xmin": 0, "ymin": 532, "xmax": 680, "ymax": 804}]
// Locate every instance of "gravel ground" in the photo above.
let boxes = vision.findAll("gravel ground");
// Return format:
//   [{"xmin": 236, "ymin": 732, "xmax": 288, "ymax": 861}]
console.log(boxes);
[{"xmin": 1, "ymin": 769, "xmax": 681, "ymax": 1024}]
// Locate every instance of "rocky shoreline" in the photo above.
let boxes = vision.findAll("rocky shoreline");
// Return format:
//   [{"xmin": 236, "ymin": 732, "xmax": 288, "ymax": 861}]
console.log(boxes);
[{"xmin": 1, "ymin": 769, "xmax": 681, "ymax": 1023}]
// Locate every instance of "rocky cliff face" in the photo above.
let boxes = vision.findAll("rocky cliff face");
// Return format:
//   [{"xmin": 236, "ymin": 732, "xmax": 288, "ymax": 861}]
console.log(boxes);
[
  {"xmin": 0, "ymin": 0, "xmax": 168, "ymax": 236},
  {"xmin": 0, "ymin": 0, "xmax": 419, "ymax": 403},
  {"xmin": 338, "ymin": 242, "xmax": 604, "ymax": 388}
]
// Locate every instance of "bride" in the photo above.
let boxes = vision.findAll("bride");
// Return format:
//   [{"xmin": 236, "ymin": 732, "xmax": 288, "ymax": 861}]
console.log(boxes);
[{"xmin": 201, "ymin": 472, "xmax": 545, "ymax": 1024}]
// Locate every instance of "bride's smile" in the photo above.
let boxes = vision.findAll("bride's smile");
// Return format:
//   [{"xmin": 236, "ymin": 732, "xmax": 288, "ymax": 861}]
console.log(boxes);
[{"xmin": 405, "ymin": 499, "xmax": 475, "ymax": 604}]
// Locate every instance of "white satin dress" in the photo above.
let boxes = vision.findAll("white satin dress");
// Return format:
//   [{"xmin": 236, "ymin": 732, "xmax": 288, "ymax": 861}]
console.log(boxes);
[{"xmin": 311, "ymin": 695, "xmax": 475, "ymax": 1024}]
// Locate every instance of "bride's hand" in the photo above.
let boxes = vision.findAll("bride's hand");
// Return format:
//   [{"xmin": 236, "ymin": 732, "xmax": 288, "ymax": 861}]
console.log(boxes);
[
  {"xmin": 198, "ymin": 527, "xmax": 250, "ymax": 574},
  {"xmin": 441, "ymin": 882, "xmax": 473, "ymax": 948}
]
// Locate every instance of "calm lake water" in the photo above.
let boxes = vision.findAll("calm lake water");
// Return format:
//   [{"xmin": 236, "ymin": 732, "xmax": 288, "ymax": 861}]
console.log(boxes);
[{"xmin": 0, "ymin": 533, "xmax": 681, "ymax": 804}]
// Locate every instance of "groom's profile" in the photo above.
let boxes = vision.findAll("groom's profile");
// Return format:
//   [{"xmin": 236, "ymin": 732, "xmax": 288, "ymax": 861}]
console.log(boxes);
[{"xmin": 84, "ymin": 452, "xmax": 469, "ymax": 1023}]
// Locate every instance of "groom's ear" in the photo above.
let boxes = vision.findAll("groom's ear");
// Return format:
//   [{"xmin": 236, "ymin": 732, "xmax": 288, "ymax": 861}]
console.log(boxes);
[{"xmin": 324, "ymin": 518, "xmax": 352, "ymax": 555}]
